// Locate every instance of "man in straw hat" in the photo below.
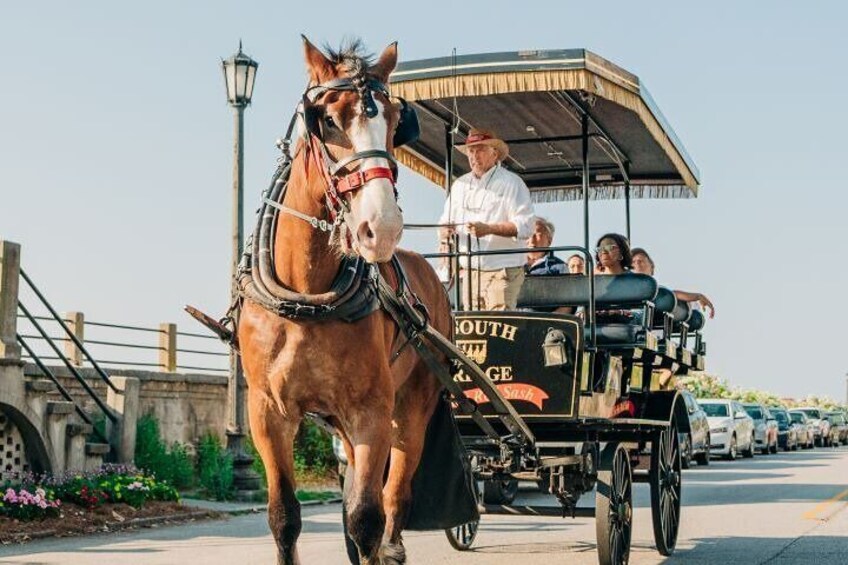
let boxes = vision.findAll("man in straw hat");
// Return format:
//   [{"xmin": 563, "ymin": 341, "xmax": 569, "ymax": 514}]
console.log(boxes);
[{"xmin": 438, "ymin": 128, "xmax": 535, "ymax": 310}]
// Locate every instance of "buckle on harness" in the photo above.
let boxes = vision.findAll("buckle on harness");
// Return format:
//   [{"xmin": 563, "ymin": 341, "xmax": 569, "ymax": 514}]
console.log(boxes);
[{"xmin": 347, "ymin": 171, "xmax": 367, "ymax": 190}]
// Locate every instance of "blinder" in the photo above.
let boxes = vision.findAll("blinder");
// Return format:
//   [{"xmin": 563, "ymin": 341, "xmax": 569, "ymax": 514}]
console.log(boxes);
[
  {"xmin": 393, "ymin": 99, "xmax": 420, "ymax": 148},
  {"xmin": 302, "ymin": 78, "xmax": 419, "ymax": 148}
]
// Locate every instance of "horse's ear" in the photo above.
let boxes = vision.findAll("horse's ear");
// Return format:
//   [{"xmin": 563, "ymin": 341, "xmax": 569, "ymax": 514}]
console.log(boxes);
[
  {"xmin": 370, "ymin": 42, "xmax": 398, "ymax": 83},
  {"xmin": 302, "ymin": 35, "xmax": 335, "ymax": 84}
]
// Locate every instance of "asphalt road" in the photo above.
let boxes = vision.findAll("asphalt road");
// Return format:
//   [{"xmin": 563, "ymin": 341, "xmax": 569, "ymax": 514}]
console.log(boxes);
[{"xmin": 2, "ymin": 447, "xmax": 846, "ymax": 564}]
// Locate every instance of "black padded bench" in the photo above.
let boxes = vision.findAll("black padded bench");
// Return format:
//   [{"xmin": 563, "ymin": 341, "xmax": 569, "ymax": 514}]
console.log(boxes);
[{"xmin": 517, "ymin": 274, "xmax": 658, "ymax": 347}]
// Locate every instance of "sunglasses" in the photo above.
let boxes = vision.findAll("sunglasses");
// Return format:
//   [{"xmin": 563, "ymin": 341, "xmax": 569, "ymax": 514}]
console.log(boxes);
[{"xmin": 595, "ymin": 243, "xmax": 619, "ymax": 254}]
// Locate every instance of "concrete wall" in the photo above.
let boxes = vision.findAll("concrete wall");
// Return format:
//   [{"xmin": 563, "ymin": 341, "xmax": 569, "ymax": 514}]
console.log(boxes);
[{"xmin": 22, "ymin": 365, "xmax": 229, "ymax": 448}]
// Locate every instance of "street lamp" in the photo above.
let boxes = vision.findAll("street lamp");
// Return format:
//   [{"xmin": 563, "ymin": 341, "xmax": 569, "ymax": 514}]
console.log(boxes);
[{"xmin": 221, "ymin": 41, "xmax": 259, "ymax": 496}]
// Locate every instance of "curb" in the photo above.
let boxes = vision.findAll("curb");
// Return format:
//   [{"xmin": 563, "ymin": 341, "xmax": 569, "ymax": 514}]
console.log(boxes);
[
  {"xmin": 2, "ymin": 510, "xmax": 220, "ymax": 543},
  {"xmin": 1, "ymin": 500, "xmax": 345, "ymax": 544},
  {"xmin": 217, "ymin": 497, "xmax": 343, "ymax": 516}
]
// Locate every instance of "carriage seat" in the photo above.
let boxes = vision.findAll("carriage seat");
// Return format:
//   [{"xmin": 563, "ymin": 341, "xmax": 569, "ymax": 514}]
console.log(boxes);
[
  {"xmin": 651, "ymin": 287, "xmax": 677, "ymax": 329},
  {"xmin": 671, "ymin": 300, "xmax": 692, "ymax": 323},
  {"xmin": 516, "ymin": 273, "xmax": 658, "ymax": 310},
  {"xmin": 518, "ymin": 274, "xmax": 658, "ymax": 347},
  {"xmin": 687, "ymin": 308, "xmax": 706, "ymax": 331}
]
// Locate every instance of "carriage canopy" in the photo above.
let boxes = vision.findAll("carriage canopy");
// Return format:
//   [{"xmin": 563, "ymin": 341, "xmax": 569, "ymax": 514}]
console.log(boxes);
[{"xmin": 389, "ymin": 49, "xmax": 700, "ymax": 202}]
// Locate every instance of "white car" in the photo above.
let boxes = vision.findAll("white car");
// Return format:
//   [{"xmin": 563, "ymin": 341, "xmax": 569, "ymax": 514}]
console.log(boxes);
[{"xmin": 699, "ymin": 399, "xmax": 756, "ymax": 460}]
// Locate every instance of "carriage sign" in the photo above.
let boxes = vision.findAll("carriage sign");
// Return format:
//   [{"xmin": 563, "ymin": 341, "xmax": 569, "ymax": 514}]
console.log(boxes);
[{"xmin": 453, "ymin": 313, "xmax": 581, "ymax": 419}]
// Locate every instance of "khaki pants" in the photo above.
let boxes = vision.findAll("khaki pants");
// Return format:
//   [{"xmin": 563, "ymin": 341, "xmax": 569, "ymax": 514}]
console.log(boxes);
[{"xmin": 459, "ymin": 267, "xmax": 525, "ymax": 311}]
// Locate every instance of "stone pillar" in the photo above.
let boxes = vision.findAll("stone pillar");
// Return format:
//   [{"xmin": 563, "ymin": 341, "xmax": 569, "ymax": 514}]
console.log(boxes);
[
  {"xmin": 63, "ymin": 311, "xmax": 85, "ymax": 366},
  {"xmin": 158, "ymin": 323, "xmax": 177, "ymax": 372},
  {"xmin": 107, "ymin": 376, "xmax": 140, "ymax": 464},
  {"xmin": 0, "ymin": 241, "xmax": 22, "ymax": 364}
]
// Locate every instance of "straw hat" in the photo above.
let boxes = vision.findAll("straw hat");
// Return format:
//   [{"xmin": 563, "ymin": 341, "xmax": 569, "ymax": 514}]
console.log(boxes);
[{"xmin": 458, "ymin": 128, "xmax": 509, "ymax": 161}]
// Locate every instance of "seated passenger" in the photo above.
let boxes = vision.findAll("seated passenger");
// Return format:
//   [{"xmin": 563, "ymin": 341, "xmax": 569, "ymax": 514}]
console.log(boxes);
[
  {"xmin": 525, "ymin": 217, "xmax": 567, "ymax": 275},
  {"xmin": 567, "ymin": 253, "xmax": 586, "ymax": 274},
  {"xmin": 594, "ymin": 233, "xmax": 633, "ymax": 275},
  {"xmin": 631, "ymin": 247, "xmax": 715, "ymax": 318},
  {"xmin": 592, "ymin": 233, "xmax": 642, "ymax": 325},
  {"xmin": 525, "ymin": 217, "xmax": 573, "ymax": 314}
]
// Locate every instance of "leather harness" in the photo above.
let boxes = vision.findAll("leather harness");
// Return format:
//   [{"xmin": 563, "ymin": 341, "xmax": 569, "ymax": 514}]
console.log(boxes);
[{"xmin": 221, "ymin": 72, "xmax": 531, "ymax": 448}]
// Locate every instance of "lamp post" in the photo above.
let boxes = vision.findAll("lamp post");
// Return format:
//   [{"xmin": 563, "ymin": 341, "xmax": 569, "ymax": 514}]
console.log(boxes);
[{"xmin": 221, "ymin": 42, "xmax": 260, "ymax": 496}]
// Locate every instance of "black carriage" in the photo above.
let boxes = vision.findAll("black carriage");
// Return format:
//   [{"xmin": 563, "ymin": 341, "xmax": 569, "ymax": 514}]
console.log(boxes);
[{"xmin": 389, "ymin": 48, "xmax": 707, "ymax": 565}]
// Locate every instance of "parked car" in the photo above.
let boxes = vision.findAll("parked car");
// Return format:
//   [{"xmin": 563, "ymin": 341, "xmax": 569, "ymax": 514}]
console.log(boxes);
[
  {"xmin": 795, "ymin": 407, "xmax": 831, "ymax": 446},
  {"xmin": 699, "ymin": 399, "xmax": 756, "ymax": 460},
  {"xmin": 788, "ymin": 410, "xmax": 815, "ymax": 449},
  {"xmin": 679, "ymin": 390, "xmax": 711, "ymax": 467},
  {"xmin": 769, "ymin": 406, "xmax": 799, "ymax": 451},
  {"xmin": 743, "ymin": 403, "xmax": 779, "ymax": 454},
  {"xmin": 824, "ymin": 412, "xmax": 846, "ymax": 446}
]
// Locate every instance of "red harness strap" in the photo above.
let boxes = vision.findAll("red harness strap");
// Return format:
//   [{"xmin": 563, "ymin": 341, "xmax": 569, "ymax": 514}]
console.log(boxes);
[{"xmin": 335, "ymin": 167, "xmax": 396, "ymax": 194}]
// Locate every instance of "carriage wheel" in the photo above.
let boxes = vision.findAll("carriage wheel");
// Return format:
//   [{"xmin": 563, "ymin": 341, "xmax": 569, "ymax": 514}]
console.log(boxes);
[
  {"xmin": 595, "ymin": 443, "xmax": 633, "ymax": 565},
  {"xmin": 650, "ymin": 420, "xmax": 682, "ymax": 556},
  {"xmin": 445, "ymin": 519, "xmax": 479, "ymax": 550}
]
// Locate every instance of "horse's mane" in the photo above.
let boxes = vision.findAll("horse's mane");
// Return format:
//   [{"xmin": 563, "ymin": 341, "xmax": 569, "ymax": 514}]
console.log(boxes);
[{"xmin": 324, "ymin": 39, "xmax": 375, "ymax": 77}]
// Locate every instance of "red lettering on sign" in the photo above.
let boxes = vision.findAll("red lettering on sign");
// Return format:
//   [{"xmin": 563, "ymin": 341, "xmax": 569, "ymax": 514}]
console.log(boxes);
[{"xmin": 463, "ymin": 384, "xmax": 550, "ymax": 410}]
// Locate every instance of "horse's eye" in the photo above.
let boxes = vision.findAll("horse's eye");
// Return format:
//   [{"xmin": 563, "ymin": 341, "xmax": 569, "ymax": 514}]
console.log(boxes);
[{"xmin": 324, "ymin": 115, "xmax": 336, "ymax": 129}]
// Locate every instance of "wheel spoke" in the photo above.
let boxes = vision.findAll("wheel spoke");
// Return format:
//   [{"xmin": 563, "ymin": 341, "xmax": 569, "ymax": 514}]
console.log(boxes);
[{"xmin": 612, "ymin": 525, "xmax": 621, "ymax": 563}]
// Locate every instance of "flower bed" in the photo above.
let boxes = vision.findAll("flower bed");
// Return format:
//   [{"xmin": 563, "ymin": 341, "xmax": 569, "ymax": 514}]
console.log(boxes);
[
  {"xmin": 1, "ymin": 464, "xmax": 179, "ymax": 522},
  {"xmin": 0, "ymin": 500, "xmax": 214, "ymax": 544}
]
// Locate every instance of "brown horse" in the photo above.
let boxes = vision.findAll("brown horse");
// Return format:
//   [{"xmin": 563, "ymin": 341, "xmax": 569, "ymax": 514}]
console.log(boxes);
[{"xmin": 237, "ymin": 38, "xmax": 451, "ymax": 564}]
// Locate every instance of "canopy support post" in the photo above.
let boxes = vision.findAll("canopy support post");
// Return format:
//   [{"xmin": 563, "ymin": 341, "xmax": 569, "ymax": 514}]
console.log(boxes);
[
  {"xmin": 625, "ymin": 162, "xmax": 632, "ymax": 242},
  {"xmin": 443, "ymin": 124, "xmax": 462, "ymax": 311},
  {"xmin": 582, "ymin": 113, "xmax": 590, "ymax": 254},
  {"xmin": 582, "ymin": 113, "xmax": 596, "ymax": 347}
]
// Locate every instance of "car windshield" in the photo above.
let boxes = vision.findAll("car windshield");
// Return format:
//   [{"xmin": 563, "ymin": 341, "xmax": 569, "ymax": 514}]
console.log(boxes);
[
  {"xmin": 790, "ymin": 413, "xmax": 805, "ymax": 423},
  {"xmin": 701, "ymin": 403, "xmax": 729, "ymax": 417},
  {"xmin": 829, "ymin": 414, "xmax": 844, "ymax": 424},
  {"xmin": 744, "ymin": 406, "xmax": 763, "ymax": 419},
  {"xmin": 773, "ymin": 411, "xmax": 789, "ymax": 424},
  {"xmin": 799, "ymin": 409, "xmax": 822, "ymax": 419}
]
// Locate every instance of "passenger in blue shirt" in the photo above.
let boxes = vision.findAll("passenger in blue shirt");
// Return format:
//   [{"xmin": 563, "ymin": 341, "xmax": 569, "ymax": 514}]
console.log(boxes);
[{"xmin": 525, "ymin": 217, "xmax": 567, "ymax": 276}]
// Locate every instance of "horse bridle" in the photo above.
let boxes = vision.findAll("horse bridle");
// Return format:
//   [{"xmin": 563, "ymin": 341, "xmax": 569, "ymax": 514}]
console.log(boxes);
[{"xmin": 272, "ymin": 76, "xmax": 419, "ymax": 232}]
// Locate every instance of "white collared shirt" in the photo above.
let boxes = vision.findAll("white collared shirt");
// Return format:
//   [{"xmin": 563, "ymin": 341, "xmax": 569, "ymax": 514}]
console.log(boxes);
[{"xmin": 438, "ymin": 163, "xmax": 536, "ymax": 270}]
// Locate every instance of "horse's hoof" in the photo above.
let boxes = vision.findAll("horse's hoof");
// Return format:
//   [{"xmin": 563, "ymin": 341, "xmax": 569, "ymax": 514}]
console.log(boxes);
[{"xmin": 379, "ymin": 542, "xmax": 406, "ymax": 564}]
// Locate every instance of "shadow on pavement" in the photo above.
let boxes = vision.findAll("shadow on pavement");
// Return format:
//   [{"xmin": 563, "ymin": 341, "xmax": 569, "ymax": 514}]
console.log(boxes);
[{"xmin": 661, "ymin": 535, "xmax": 848, "ymax": 563}]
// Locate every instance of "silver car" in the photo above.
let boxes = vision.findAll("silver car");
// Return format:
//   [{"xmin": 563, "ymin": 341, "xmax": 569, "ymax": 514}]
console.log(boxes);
[
  {"xmin": 700, "ymin": 399, "xmax": 756, "ymax": 460},
  {"xmin": 788, "ymin": 410, "xmax": 815, "ymax": 449},
  {"xmin": 743, "ymin": 403, "xmax": 779, "ymax": 454},
  {"xmin": 795, "ymin": 407, "xmax": 831, "ymax": 447}
]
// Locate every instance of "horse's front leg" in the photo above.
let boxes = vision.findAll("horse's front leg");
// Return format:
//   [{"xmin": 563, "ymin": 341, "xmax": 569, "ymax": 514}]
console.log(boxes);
[
  {"xmin": 248, "ymin": 389, "xmax": 302, "ymax": 565},
  {"xmin": 381, "ymin": 366, "xmax": 442, "ymax": 564},
  {"xmin": 345, "ymin": 398, "xmax": 394, "ymax": 564}
]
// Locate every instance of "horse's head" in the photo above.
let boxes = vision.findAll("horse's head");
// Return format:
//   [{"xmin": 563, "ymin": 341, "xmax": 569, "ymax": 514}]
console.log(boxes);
[{"xmin": 302, "ymin": 37, "xmax": 408, "ymax": 264}]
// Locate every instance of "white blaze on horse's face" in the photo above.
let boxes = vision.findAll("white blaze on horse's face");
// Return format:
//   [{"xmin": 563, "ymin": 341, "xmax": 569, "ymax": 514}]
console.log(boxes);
[{"xmin": 344, "ymin": 98, "xmax": 403, "ymax": 263}]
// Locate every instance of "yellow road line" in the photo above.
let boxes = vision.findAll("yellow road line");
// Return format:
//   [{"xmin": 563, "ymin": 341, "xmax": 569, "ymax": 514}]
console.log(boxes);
[{"xmin": 802, "ymin": 487, "xmax": 848, "ymax": 521}]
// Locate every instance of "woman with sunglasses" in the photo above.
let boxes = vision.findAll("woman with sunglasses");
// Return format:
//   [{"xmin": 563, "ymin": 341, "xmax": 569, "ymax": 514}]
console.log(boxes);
[
  {"xmin": 594, "ymin": 233, "xmax": 633, "ymax": 274},
  {"xmin": 589, "ymin": 233, "xmax": 643, "ymax": 326}
]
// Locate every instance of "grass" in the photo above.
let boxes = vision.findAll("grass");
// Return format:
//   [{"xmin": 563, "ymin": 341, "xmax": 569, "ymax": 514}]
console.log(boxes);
[{"xmin": 296, "ymin": 490, "xmax": 340, "ymax": 503}]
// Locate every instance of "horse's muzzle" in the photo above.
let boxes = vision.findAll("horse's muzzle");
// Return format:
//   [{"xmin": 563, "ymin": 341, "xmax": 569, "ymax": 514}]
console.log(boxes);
[{"xmin": 356, "ymin": 218, "xmax": 401, "ymax": 263}]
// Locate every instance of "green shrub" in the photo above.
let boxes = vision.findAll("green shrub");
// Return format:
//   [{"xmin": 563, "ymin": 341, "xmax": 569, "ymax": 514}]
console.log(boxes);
[
  {"xmin": 134, "ymin": 414, "xmax": 194, "ymax": 489},
  {"xmin": 294, "ymin": 418, "xmax": 335, "ymax": 474},
  {"xmin": 196, "ymin": 433, "xmax": 233, "ymax": 501}
]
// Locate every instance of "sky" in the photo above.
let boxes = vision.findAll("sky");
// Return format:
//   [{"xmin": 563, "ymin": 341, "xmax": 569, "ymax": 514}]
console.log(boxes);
[{"xmin": 1, "ymin": 1, "xmax": 847, "ymax": 401}]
